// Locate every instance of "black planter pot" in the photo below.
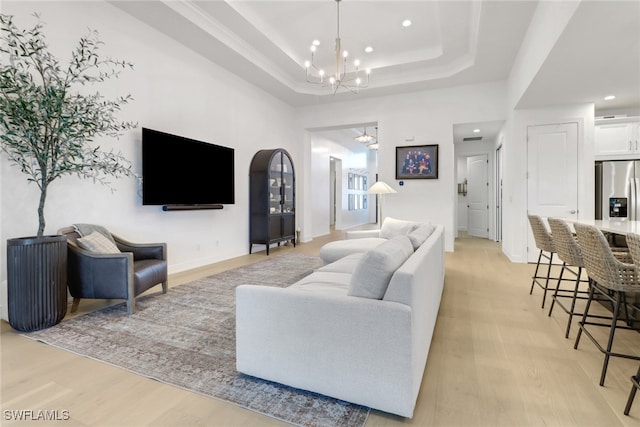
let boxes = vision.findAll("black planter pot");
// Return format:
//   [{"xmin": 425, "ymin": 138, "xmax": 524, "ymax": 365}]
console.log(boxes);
[{"xmin": 7, "ymin": 235, "xmax": 68, "ymax": 332}]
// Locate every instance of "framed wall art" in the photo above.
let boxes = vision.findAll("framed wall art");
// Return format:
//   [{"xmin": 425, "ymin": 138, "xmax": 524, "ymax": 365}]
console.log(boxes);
[{"xmin": 396, "ymin": 144, "xmax": 438, "ymax": 179}]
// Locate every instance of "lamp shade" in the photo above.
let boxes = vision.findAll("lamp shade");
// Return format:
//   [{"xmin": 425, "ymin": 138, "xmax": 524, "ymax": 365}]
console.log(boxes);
[{"xmin": 368, "ymin": 181, "xmax": 397, "ymax": 195}]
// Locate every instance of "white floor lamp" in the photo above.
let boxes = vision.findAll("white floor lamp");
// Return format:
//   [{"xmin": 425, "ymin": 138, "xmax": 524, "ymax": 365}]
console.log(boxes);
[{"xmin": 368, "ymin": 181, "xmax": 397, "ymax": 229}]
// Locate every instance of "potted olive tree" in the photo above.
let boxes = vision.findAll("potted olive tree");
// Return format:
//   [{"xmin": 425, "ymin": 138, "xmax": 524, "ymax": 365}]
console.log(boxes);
[{"xmin": 0, "ymin": 13, "xmax": 137, "ymax": 331}]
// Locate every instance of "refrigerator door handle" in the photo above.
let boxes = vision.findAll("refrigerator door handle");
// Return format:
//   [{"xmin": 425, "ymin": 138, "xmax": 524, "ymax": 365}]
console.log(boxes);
[
  {"xmin": 631, "ymin": 178, "xmax": 640, "ymax": 221},
  {"xmin": 631, "ymin": 178, "xmax": 637, "ymax": 221}
]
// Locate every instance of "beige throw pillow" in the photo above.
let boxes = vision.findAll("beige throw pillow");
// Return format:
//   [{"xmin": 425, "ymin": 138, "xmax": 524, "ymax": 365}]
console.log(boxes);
[
  {"xmin": 348, "ymin": 235, "xmax": 414, "ymax": 299},
  {"xmin": 379, "ymin": 217, "xmax": 421, "ymax": 239},
  {"xmin": 77, "ymin": 231, "xmax": 121, "ymax": 254},
  {"xmin": 73, "ymin": 223, "xmax": 117, "ymax": 244}
]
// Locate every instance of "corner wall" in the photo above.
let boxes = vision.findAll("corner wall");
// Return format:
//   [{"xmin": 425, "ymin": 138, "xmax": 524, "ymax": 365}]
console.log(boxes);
[{"xmin": 501, "ymin": 0, "xmax": 595, "ymax": 263}]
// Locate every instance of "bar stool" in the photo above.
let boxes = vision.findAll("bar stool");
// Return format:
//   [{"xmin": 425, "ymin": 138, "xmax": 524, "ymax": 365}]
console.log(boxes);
[
  {"xmin": 625, "ymin": 364, "xmax": 640, "ymax": 416},
  {"xmin": 623, "ymin": 233, "xmax": 640, "ymax": 415},
  {"xmin": 528, "ymin": 215, "xmax": 558, "ymax": 308},
  {"xmin": 546, "ymin": 218, "xmax": 590, "ymax": 338},
  {"xmin": 573, "ymin": 223, "xmax": 640, "ymax": 386}
]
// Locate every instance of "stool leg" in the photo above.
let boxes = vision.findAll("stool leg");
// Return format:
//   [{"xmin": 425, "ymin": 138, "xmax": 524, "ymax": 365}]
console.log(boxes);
[
  {"xmin": 600, "ymin": 291, "xmax": 622, "ymax": 386},
  {"xmin": 530, "ymin": 250, "xmax": 543, "ymax": 295},
  {"xmin": 574, "ymin": 279, "xmax": 595, "ymax": 350},
  {"xmin": 541, "ymin": 252, "xmax": 554, "ymax": 309},
  {"xmin": 624, "ymin": 365, "xmax": 640, "ymax": 416},
  {"xmin": 548, "ymin": 262, "xmax": 566, "ymax": 317},
  {"xmin": 564, "ymin": 267, "xmax": 582, "ymax": 339}
]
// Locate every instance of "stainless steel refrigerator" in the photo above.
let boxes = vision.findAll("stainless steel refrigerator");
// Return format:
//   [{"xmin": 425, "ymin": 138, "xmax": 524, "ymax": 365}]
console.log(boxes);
[
  {"xmin": 595, "ymin": 160, "xmax": 640, "ymax": 220},
  {"xmin": 595, "ymin": 160, "xmax": 640, "ymax": 320}
]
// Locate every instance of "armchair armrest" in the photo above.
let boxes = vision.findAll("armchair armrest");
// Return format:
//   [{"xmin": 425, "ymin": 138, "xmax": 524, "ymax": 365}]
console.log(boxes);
[
  {"xmin": 67, "ymin": 244, "xmax": 134, "ymax": 300},
  {"xmin": 345, "ymin": 229, "xmax": 381, "ymax": 239},
  {"xmin": 113, "ymin": 234, "xmax": 166, "ymax": 261}
]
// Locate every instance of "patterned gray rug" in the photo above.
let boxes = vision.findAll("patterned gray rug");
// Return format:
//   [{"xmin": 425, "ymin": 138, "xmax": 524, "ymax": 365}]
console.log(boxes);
[{"xmin": 24, "ymin": 254, "xmax": 370, "ymax": 427}]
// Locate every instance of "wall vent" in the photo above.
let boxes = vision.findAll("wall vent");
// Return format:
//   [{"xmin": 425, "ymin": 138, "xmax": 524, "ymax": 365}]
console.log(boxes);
[{"xmin": 463, "ymin": 136, "xmax": 483, "ymax": 142}]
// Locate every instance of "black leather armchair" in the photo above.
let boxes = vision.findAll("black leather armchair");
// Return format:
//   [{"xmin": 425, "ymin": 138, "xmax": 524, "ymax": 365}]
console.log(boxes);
[{"xmin": 59, "ymin": 226, "xmax": 168, "ymax": 315}]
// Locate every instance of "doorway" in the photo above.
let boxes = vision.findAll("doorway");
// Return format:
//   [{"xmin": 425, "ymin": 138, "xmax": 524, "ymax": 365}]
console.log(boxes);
[
  {"xmin": 496, "ymin": 144, "xmax": 503, "ymax": 242},
  {"xmin": 329, "ymin": 157, "xmax": 340, "ymax": 228},
  {"xmin": 329, "ymin": 156, "xmax": 342, "ymax": 230},
  {"xmin": 453, "ymin": 120, "xmax": 503, "ymax": 241}
]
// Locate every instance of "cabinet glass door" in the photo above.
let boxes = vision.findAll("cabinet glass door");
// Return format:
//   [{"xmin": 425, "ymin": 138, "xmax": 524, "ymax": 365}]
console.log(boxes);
[
  {"xmin": 282, "ymin": 153, "xmax": 294, "ymax": 213},
  {"xmin": 269, "ymin": 153, "xmax": 282, "ymax": 214}
]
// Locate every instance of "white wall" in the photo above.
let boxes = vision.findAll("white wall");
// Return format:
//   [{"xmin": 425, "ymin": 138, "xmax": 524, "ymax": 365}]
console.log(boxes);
[
  {"xmin": 501, "ymin": 0, "xmax": 595, "ymax": 263},
  {"xmin": 1, "ymin": 1, "xmax": 298, "ymax": 282},
  {"xmin": 501, "ymin": 103, "xmax": 595, "ymax": 262},
  {"xmin": 0, "ymin": 0, "xmax": 601, "ymax": 295},
  {"xmin": 297, "ymin": 81, "xmax": 508, "ymax": 252},
  {"xmin": 507, "ymin": 1, "xmax": 580, "ymax": 109}
]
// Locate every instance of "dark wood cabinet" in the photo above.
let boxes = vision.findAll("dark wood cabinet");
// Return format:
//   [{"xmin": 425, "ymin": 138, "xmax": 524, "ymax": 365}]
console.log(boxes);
[{"xmin": 249, "ymin": 149, "xmax": 295, "ymax": 255}]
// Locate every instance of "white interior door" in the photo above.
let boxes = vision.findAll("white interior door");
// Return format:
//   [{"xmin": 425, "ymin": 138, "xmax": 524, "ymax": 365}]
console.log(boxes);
[
  {"xmin": 467, "ymin": 154, "xmax": 489, "ymax": 238},
  {"xmin": 527, "ymin": 122, "xmax": 579, "ymax": 261}
]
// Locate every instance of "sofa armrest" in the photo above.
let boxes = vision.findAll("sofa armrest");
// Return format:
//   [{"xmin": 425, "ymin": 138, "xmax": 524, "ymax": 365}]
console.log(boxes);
[
  {"xmin": 236, "ymin": 286, "xmax": 417, "ymax": 417},
  {"xmin": 345, "ymin": 229, "xmax": 381, "ymax": 239},
  {"xmin": 113, "ymin": 234, "xmax": 166, "ymax": 261}
]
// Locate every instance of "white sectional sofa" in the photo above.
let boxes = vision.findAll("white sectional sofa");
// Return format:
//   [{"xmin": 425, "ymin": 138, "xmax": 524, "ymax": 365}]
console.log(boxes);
[
  {"xmin": 235, "ymin": 221, "xmax": 445, "ymax": 418},
  {"xmin": 319, "ymin": 217, "xmax": 431, "ymax": 263}
]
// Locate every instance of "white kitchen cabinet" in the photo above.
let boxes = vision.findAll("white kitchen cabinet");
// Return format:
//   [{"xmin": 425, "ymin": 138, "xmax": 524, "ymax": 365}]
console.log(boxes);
[{"xmin": 595, "ymin": 118, "xmax": 640, "ymax": 159}]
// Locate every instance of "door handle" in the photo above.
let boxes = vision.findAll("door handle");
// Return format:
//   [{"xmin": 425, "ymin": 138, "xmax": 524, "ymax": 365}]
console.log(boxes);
[{"xmin": 570, "ymin": 210, "xmax": 576, "ymax": 214}]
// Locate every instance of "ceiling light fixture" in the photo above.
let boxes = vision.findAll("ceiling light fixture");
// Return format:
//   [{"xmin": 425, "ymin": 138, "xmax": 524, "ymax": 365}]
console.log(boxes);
[
  {"xmin": 354, "ymin": 126, "xmax": 376, "ymax": 143},
  {"xmin": 604, "ymin": 95, "xmax": 616, "ymax": 101},
  {"xmin": 304, "ymin": 0, "xmax": 371, "ymax": 94},
  {"xmin": 402, "ymin": 19, "xmax": 412, "ymax": 27},
  {"xmin": 473, "ymin": 128, "xmax": 481, "ymax": 133}
]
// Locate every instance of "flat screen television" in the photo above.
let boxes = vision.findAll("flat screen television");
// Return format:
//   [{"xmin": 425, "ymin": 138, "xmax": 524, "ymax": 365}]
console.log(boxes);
[{"xmin": 142, "ymin": 128, "xmax": 235, "ymax": 207}]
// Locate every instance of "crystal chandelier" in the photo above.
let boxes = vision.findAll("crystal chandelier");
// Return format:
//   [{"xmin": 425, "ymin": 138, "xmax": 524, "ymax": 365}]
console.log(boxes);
[{"xmin": 304, "ymin": 0, "xmax": 371, "ymax": 94}]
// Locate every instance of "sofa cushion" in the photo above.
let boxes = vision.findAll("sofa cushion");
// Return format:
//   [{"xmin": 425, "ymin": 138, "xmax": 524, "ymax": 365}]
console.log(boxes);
[
  {"xmin": 348, "ymin": 235, "xmax": 414, "ymax": 299},
  {"xmin": 319, "ymin": 237, "xmax": 386, "ymax": 264},
  {"xmin": 76, "ymin": 231, "xmax": 121, "ymax": 254},
  {"xmin": 316, "ymin": 253, "xmax": 363, "ymax": 274},
  {"xmin": 290, "ymin": 271, "xmax": 351, "ymax": 296},
  {"xmin": 407, "ymin": 223, "xmax": 435, "ymax": 250},
  {"xmin": 379, "ymin": 217, "xmax": 421, "ymax": 239}
]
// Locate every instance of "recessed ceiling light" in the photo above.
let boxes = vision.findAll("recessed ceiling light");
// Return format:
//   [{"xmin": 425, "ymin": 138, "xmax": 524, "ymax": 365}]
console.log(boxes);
[
  {"xmin": 365, "ymin": 46, "xmax": 373, "ymax": 53},
  {"xmin": 604, "ymin": 95, "xmax": 616, "ymax": 101},
  {"xmin": 402, "ymin": 19, "xmax": 412, "ymax": 28},
  {"xmin": 473, "ymin": 129, "xmax": 481, "ymax": 133},
  {"xmin": 312, "ymin": 40, "xmax": 320, "ymax": 46}
]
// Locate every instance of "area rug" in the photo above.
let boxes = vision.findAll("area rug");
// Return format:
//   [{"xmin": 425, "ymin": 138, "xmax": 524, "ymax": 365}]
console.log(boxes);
[{"xmin": 23, "ymin": 254, "xmax": 370, "ymax": 427}]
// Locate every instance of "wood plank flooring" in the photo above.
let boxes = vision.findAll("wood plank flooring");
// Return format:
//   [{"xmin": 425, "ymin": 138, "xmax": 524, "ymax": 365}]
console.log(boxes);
[{"xmin": 2, "ymin": 231, "xmax": 639, "ymax": 426}]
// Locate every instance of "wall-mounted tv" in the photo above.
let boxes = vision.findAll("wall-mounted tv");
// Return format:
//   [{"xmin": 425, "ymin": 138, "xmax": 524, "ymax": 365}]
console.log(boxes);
[{"xmin": 142, "ymin": 128, "xmax": 235, "ymax": 207}]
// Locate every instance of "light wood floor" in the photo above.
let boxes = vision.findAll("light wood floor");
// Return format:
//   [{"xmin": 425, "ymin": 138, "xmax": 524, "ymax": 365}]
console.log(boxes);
[{"xmin": 2, "ymin": 231, "xmax": 639, "ymax": 426}]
